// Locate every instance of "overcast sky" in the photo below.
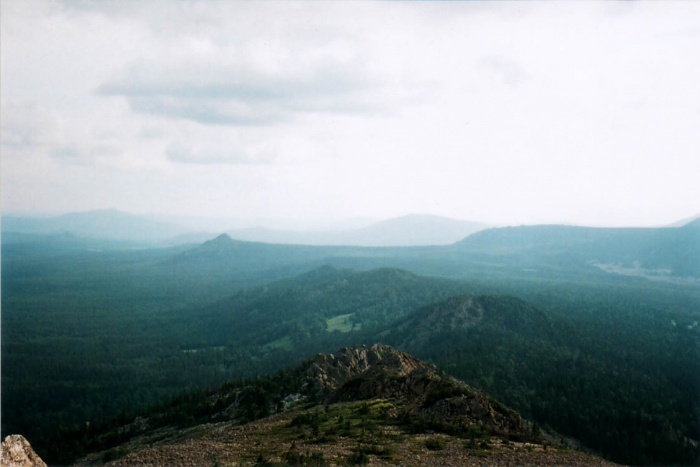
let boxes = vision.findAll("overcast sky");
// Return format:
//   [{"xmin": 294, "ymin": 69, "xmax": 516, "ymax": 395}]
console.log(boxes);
[{"xmin": 2, "ymin": 1, "xmax": 699, "ymax": 227}]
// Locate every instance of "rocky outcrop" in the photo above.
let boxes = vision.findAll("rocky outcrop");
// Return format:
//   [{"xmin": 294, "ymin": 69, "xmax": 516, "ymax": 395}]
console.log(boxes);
[
  {"xmin": 300, "ymin": 344, "xmax": 526, "ymax": 437},
  {"xmin": 302, "ymin": 343, "xmax": 423, "ymax": 393},
  {"xmin": 1, "ymin": 435, "xmax": 47, "ymax": 467}
]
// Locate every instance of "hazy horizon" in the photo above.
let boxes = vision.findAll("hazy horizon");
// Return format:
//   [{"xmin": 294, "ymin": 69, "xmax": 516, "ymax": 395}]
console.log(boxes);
[
  {"xmin": 3, "ymin": 207, "xmax": 697, "ymax": 232},
  {"xmin": 2, "ymin": 1, "xmax": 699, "ymax": 228}
]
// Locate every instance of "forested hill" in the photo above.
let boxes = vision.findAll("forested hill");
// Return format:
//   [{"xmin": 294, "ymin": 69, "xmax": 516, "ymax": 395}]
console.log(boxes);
[
  {"xmin": 189, "ymin": 266, "xmax": 467, "ymax": 357},
  {"xmin": 385, "ymin": 293, "xmax": 700, "ymax": 465},
  {"xmin": 390, "ymin": 294, "xmax": 558, "ymax": 350},
  {"xmin": 168, "ymin": 233, "xmax": 379, "ymax": 277},
  {"xmin": 452, "ymin": 222, "xmax": 700, "ymax": 277},
  {"xmin": 172, "ymin": 232, "xmax": 335, "ymax": 265}
]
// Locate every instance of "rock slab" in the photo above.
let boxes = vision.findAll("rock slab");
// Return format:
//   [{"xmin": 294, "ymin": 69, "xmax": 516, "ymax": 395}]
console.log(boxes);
[{"xmin": 1, "ymin": 435, "xmax": 47, "ymax": 467}]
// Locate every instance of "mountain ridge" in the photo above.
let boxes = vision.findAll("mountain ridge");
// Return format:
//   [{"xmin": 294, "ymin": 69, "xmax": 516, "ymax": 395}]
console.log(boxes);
[
  {"xmin": 1, "ymin": 209, "xmax": 190, "ymax": 243},
  {"xmin": 2, "ymin": 210, "xmax": 487, "ymax": 247},
  {"xmin": 71, "ymin": 345, "xmax": 615, "ymax": 466},
  {"xmin": 452, "ymin": 223, "xmax": 700, "ymax": 278}
]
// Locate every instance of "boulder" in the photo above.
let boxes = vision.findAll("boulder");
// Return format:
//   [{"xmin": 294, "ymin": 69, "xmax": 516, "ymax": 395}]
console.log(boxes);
[{"xmin": 1, "ymin": 435, "xmax": 47, "ymax": 467}]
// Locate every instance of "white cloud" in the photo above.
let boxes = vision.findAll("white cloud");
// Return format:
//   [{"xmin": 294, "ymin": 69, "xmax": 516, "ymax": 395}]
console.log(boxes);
[{"xmin": 166, "ymin": 140, "xmax": 275, "ymax": 165}]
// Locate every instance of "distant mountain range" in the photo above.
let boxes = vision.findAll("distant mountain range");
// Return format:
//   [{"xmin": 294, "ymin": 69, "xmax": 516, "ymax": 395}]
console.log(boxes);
[
  {"xmin": 2, "ymin": 210, "xmax": 487, "ymax": 246},
  {"xmin": 2, "ymin": 209, "xmax": 700, "ymax": 252},
  {"xmin": 5, "ymin": 209, "xmax": 698, "ymax": 280},
  {"xmin": 1, "ymin": 209, "xmax": 189, "ymax": 243}
]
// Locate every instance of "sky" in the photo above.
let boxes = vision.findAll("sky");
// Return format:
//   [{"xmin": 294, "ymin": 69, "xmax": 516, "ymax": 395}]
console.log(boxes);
[{"xmin": 2, "ymin": 1, "xmax": 699, "ymax": 228}]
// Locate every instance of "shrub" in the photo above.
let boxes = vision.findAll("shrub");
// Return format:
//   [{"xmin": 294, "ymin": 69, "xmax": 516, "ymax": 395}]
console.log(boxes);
[
  {"xmin": 425, "ymin": 437, "xmax": 446, "ymax": 451},
  {"xmin": 347, "ymin": 448, "xmax": 369, "ymax": 465}
]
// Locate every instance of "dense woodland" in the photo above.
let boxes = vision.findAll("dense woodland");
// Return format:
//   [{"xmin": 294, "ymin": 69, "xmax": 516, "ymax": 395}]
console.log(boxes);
[{"xmin": 2, "ymin": 223, "xmax": 699, "ymax": 465}]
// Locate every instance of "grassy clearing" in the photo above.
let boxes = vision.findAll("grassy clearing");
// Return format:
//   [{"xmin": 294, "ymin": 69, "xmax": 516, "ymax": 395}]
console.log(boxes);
[
  {"xmin": 181, "ymin": 346, "xmax": 225, "ymax": 354},
  {"xmin": 262, "ymin": 335, "xmax": 293, "ymax": 351},
  {"xmin": 325, "ymin": 314, "xmax": 361, "ymax": 333}
]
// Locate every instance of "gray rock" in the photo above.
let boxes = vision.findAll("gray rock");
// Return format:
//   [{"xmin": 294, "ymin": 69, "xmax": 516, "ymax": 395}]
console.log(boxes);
[{"xmin": 1, "ymin": 435, "xmax": 47, "ymax": 467}]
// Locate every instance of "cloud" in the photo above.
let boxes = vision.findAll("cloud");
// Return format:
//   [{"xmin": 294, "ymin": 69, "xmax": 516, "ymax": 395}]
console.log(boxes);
[
  {"xmin": 49, "ymin": 147, "xmax": 81, "ymax": 160},
  {"xmin": 3, "ymin": 1, "xmax": 699, "ymax": 224},
  {"xmin": 1, "ymin": 101, "xmax": 124, "ymax": 165},
  {"xmin": 478, "ymin": 56, "xmax": 529, "ymax": 87},
  {"xmin": 0, "ymin": 101, "xmax": 61, "ymax": 151},
  {"xmin": 98, "ymin": 56, "xmax": 380, "ymax": 126},
  {"xmin": 166, "ymin": 141, "xmax": 274, "ymax": 165}
]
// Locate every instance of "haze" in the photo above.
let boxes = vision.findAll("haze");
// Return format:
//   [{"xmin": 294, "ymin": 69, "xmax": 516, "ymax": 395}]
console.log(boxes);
[{"xmin": 2, "ymin": 1, "xmax": 699, "ymax": 228}]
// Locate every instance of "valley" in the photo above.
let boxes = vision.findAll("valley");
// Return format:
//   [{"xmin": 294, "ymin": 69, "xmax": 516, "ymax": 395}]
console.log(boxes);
[{"xmin": 1, "ymin": 217, "xmax": 699, "ymax": 465}]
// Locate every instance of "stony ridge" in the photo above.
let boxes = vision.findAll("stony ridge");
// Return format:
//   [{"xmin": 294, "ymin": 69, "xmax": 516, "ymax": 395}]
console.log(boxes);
[{"xmin": 73, "ymin": 345, "xmax": 616, "ymax": 466}]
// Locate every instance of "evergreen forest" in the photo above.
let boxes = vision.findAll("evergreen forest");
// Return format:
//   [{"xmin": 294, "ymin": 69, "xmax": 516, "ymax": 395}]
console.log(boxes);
[{"xmin": 2, "ymin": 223, "xmax": 699, "ymax": 465}]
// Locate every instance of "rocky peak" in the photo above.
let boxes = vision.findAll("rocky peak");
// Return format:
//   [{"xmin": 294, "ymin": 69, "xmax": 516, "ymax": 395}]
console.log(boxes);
[
  {"xmin": 1, "ymin": 435, "xmax": 47, "ymax": 467},
  {"xmin": 302, "ymin": 344, "xmax": 423, "ymax": 392}
]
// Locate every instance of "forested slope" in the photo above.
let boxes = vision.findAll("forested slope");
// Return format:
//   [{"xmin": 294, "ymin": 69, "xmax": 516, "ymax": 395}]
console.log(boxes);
[
  {"xmin": 387, "ymin": 294, "xmax": 700, "ymax": 464},
  {"xmin": 2, "ymin": 230, "xmax": 699, "ymax": 465}
]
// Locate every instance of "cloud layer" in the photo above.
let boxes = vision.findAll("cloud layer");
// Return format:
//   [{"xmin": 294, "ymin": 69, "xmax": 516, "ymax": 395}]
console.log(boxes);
[{"xmin": 2, "ymin": 1, "xmax": 699, "ymax": 226}]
